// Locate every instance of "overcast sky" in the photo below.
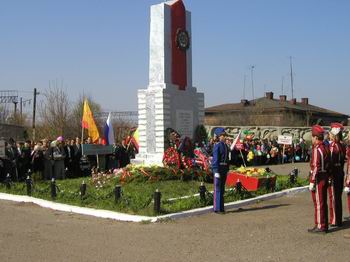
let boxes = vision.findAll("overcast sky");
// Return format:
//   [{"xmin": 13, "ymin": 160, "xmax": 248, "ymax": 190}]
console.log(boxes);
[{"xmin": 1, "ymin": 0, "xmax": 349, "ymax": 115}]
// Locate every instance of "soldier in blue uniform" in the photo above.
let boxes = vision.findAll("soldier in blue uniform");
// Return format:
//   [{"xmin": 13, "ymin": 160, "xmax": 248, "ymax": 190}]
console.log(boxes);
[{"xmin": 212, "ymin": 127, "xmax": 230, "ymax": 213}]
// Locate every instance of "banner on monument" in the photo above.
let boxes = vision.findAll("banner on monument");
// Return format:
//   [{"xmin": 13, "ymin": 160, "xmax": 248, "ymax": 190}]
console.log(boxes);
[{"xmin": 277, "ymin": 135, "xmax": 293, "ymax": 145}]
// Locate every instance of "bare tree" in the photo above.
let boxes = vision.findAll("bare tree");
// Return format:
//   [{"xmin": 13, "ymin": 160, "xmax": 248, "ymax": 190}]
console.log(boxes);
[
  {"xmin": 37, "ymin": 88, "xmax": 71, "ymax": 139},
  {"xmin": 0, "ymin": 104, "xmax": 10, "ymax": 123}
]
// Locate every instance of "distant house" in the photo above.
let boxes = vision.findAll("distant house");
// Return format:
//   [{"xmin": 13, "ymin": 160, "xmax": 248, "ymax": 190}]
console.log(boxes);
[{"xmin": 205, "ymin": 92, "xmax": 348, "ymax": 127}]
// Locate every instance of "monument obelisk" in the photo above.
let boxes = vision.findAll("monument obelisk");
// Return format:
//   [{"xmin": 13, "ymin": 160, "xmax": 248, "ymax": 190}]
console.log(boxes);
[{"xmin": 135, "ymin": 0, "xmax": 204, "ymax": 165}]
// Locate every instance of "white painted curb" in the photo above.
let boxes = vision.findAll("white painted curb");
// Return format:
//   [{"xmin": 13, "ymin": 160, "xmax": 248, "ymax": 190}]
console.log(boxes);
[
  {"xmin": 0, "ymin": 186, "xmax": 308, "ymax": 223},
  {"xmin": 0, "ymin": 193, "xmax": 154, "ymax": 223}
]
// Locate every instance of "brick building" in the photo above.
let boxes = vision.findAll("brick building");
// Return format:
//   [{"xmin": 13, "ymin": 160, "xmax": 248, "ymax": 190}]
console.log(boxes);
[{"xmin": 205, "ymin": 92, "xmax": 348, "ymax": 127}]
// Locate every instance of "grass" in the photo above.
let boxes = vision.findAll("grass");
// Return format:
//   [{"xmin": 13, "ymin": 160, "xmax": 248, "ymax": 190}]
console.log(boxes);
[{"xmin": 0, "ymin": 174, "xmax": 308, "ymax": 216}]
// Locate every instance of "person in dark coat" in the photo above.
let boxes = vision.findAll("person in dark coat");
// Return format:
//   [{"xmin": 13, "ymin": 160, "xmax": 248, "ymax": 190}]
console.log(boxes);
[
  {"xmin": 43, "ymin": 139, "xmax": 53, "ymax": 180},
  {"xmin": 118, "ymin": 140, "xmax": 130, "ymax": 168},
  {"xmin": 5, "ymin": 138, "xmax": 19, "ymax": 181},
  {"xmin": 211, "ymin": 127, "xmax": 229, "ymax": 213},
  {"xmin": 64, "ymin": 139, "xmax": 75, "ymax": 178},
  {"xmin": 17, "ymin": 141, "xmax": 32, "ymax": 181},
  {"xmin": 72, "ymin": 137, "xmax": 82, "ymax": 177},
  {"xmin": 31, "ymin": 142, "xmax": 44, "ymax": 177}
]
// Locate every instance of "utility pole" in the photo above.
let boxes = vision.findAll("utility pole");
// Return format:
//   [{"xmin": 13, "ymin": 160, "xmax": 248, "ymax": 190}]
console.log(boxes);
[
  {"xmin": 32, "ymin": 88, "xmax": 38, "ymax": 141},
  {"xmin": 289, "ymin": 56, "xmax": 294, "ymax": 99},
  {"xmin": 243, "ymin": 74, "xmax": 246, "ymax": 99},
  {"xmin": 20, "ymin": 97, "xmax": 23, "ymax": 121},
  {"xmin": 281, "ymin": 76, "xmax": 284, "ymax": 95},
  {"xmin": 250, "ymin": 65, "xmax": 255, "ymax": 103},
  {"xmin": 14, "ymin": 101, "xmax": 17, "ymax": 115}
]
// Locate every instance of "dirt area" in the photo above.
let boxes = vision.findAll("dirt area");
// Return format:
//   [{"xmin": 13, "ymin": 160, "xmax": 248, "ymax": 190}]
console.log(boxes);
[{"xmin": 1, "ymin": 163, "xmax": 349, "ymax": 262}]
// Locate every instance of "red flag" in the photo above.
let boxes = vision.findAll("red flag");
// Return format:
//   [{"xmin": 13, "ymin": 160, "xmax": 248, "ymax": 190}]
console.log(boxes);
[{"xmin": 230, "ymin": 131, "xmax": 242, "ymax": 151}]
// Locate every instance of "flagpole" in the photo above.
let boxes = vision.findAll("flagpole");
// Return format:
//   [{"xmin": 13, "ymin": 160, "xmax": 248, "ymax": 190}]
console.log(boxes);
[
  {"xmin": 239, "ymin": 150, "xmax": 247, "ymax": 168},
  {"xmin": 81, "ymin": 126, "xmax": 84, "ymax": 156},
  {"xmin": 81, "ymin": 99, "xmax": 85, "ymax": 156}
]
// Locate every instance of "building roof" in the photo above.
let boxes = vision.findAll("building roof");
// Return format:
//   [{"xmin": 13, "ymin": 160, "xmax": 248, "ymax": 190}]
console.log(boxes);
[{"xmin": 206, "ymin": 93, "xmax": 348, "ymax": 117}]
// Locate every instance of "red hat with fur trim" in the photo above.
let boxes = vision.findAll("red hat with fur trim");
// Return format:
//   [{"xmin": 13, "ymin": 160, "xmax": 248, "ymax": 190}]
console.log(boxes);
[
  {"xmin": 330, "ymin": 122, "xmax": 344, "ymax": 135},
  {"xmin": 312, "ymin": 125, "xmax": 324, "ymax": 137}
]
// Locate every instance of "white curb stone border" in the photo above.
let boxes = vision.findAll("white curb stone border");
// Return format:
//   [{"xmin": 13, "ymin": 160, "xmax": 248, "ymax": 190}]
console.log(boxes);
[{"xmin": 0, "ymin": 186, "xmax": 308, "ymax": 223}]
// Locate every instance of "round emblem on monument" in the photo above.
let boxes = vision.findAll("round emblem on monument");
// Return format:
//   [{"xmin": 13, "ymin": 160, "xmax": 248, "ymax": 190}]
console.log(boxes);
[{"xmin": 176, "ymin": 29, "xmax": 190, "ymax": 51}]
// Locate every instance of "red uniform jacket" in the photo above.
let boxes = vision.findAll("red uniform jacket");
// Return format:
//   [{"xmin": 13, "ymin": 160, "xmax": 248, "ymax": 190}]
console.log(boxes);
[
  {"xmin": 310, "ymin": 141, "xmax": 331, "ymax": 183},
  {"xmin": 347, "ymin": 146, "xmax": 350, "ymax": 175},
  {"xmin": 346, "ymin": 146, "xmax": 350, "ymax": 186},
  {"xmin": 329, "ymin": 141, "xmax": 346, "ymax": 177}
]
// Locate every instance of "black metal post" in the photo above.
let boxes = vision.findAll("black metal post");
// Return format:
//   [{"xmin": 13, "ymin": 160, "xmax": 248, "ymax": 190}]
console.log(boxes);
[
  {"xmin": 154, "ymin": 189, "xmax": 161, "ymax": 214},
  {"xmin": 51, "ymin": 178, "xmax": 57, "ymax": 199},
  {"xmin": 199, "ymin": 182, "xmax": 207, "ymax": 204},
  {"xmin": 289, "ymin": 173, "xmax": 295, "ymax": 184},
  {"xmin": 5, "ymin": 174, "xmax": 11, "ymax": 189},
  {"xmin": 293, "ymin": 168, "xmax": 298, "ymax": 177},
  {"xmin": 80, "ymin": 180, "xmax": 86, "ymax": 199},
  {"xmin": 290, "ymin": 168, "xmax": 298, "ymax": 184},
  {"xmin": 114, "ymin": 185, "xmax": 121, "ymax": 203},
  {"xmin": 265, "ymin": 175, "xmax": 271, "ymax": 191},
  {"xmin": 26, "ymin": 175, "xmax": 32, "ymax": 196},
  {"xmin": 236, "ymin": 179, "xmax": 242, "ymax": 194}
]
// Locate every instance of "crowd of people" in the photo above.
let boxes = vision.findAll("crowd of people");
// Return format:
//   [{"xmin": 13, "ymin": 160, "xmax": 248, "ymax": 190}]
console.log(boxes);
[
  {"xmin": 203, "ymin": 135, "xmax": 310, "ymax": 167},
  {"xmin": 0, "ymin": 136, "xmax": 136, "ymax": 183}
]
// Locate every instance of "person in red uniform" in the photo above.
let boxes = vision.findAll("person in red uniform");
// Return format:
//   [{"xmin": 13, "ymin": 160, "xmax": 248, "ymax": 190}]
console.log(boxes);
[
  {"xmin": 328, "ymin": 123, "xmax": 346, "ymax": 227},
  {"xmin": 308, "ymin": 125, "xmax": 331, "ymax": 234},
  {"xmin": 344, "ymin": 133, "xmax": 350, "ymax": 221}
]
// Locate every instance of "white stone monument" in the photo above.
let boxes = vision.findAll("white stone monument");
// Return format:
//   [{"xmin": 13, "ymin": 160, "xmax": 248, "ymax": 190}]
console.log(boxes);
[{"xmin": 134, "ymin": 0, "xmax": 204, "ymax": 165}]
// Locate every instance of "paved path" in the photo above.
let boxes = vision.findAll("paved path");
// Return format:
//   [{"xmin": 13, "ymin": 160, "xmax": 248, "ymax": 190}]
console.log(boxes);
[{"xmin": 1, "ymin": 163, "xmax": 349, "ymax": 261}]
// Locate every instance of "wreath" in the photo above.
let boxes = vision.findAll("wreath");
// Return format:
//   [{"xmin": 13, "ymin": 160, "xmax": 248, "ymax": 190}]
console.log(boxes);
[{"xmin": 163, "ymin": 147, "xmax": 181, "ymax": 168}]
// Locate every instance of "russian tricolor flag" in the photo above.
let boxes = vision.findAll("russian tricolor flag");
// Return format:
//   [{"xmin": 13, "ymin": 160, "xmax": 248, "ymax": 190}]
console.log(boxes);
[{"xmin": 104, "ymin": 113, "xmax": 115, "ymax": 145}]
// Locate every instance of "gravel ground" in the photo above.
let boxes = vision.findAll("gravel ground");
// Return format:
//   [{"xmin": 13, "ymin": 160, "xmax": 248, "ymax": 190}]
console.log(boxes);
[{"xmin": 1, "ymin": 163, "xmax": 349, "ymax": 262}]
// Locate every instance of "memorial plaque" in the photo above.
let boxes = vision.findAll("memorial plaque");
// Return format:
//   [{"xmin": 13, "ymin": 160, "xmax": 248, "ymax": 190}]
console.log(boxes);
[{"xmin": 176, "ymin": 110, "xmax": 193, "ymax": 138}]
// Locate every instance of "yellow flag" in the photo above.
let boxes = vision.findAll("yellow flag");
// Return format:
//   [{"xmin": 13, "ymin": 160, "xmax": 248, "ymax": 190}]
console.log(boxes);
[
  {"xmin": 132, "ymin": 128, "xmax": 139, "ymax": 150},
  {"xmin": 82, "ymin": 100, "xmax": 100, "ymax": 143}
]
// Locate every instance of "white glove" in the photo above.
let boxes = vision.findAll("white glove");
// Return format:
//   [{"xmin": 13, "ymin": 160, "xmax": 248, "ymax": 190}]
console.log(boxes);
[
  {"xmin": 214, "ymin": 173, "xmax": 220, "ymax": 179},
  {"xmin": 344, "ymin": 187, "xmax": 350, "ymax": 193},
  {"xmin": 309, "ymin": 183, "xmax": 315, "ymax": 192}
]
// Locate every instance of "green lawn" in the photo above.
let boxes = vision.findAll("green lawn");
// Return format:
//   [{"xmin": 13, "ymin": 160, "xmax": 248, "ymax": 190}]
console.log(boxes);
[{"xmin": 0, "ymin": 173, "xmax": 308, "ymax": 216}]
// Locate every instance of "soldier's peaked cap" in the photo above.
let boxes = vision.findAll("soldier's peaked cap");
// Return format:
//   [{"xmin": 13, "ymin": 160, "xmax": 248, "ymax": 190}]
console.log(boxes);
[
  {"xmin": 312, "ymin": 125, "xmax": 324, "ymax": 136},
  {"xmin": 214, "ymin": 127, "xmax": 226, "ymax": 137},
  {"xmin": 330, "ymin": 122, "xmax": 344, "ymax": 136}
]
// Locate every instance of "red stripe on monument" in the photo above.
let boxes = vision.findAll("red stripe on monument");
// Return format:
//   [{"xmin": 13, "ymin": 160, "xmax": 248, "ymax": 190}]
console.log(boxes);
[{"xmin": 171, "ymin": 0, "xmax": 187, "ymax": 90}]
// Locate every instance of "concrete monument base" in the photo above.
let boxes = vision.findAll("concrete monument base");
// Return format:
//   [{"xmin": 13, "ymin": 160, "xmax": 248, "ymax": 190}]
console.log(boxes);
[{"xmin": 133, "ymin": 84, "xmax": 204, "ymax": 166}]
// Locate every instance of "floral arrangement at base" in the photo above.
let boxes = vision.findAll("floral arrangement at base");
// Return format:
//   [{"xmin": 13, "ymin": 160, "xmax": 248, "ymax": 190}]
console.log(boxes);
[{"xmin": 234, "ymin": 166, "xmax": 272, "ymax": 177}]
